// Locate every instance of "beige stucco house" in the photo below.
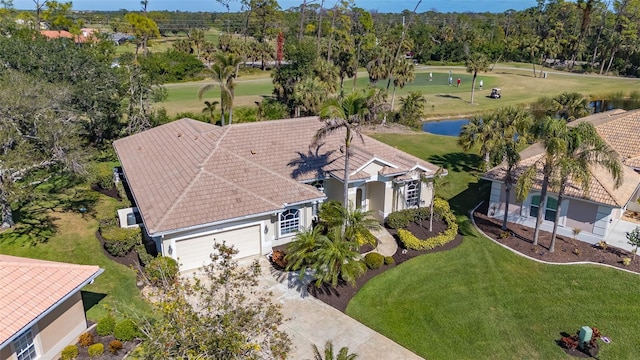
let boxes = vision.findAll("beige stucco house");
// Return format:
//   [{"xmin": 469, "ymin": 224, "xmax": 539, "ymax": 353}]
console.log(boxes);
[
  {"xmin": 114, "ymin": 117, "xmax": 443, "ymax": 271},
  {"xmin": 482, "ymin": 109, "xmax": 640, "ymax": 244},
  {"xmin": 0, "ymin": 255, "xmax": 102, "ymax": 360}
]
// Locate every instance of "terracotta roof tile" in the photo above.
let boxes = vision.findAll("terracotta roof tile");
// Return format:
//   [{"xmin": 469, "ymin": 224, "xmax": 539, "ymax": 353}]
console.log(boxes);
[
  {"xmin": 114, "ymin": 117, "xmax": 441, "ymax": 234},
  {"xmin": 0, "ymin": 255, "xmax": 101, "ymax": 346}
]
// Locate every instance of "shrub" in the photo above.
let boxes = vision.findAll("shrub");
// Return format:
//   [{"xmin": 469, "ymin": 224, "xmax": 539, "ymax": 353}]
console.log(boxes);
[
  {"xmin": 101, "ymin": 226, "xmax": 141, "ymax": 257},
  {"xmin": 87, "ymin": 343, "xmax": 104, "ymax": 358},
  {"xmin": 271, "ymin": 250, "xmax": 288, "ymax": 269},
  {"xmin": 364, "ymin": 252, "xmax": 385, "ymax": 270},
  {"xmin": 88, "ymin": 163, "xmax": 115, "ymax": 190},
  {"xmin": 397, "ymin": 199, "xmax": 458, "ymax": 251},
  {"xmin": 384, "ymin": 256, "xmax": 395, "ymax": 265},
  {"xmin": 499, "ymin": 231, "xmax": 511, "ymax": 239},
  {"xmin": 623, "ymin": 257, "xmax": 631, "ymax": 266},
  {"xmin": 145, "ymin": 256, "xmax": 179, "ymax": 285},
  {"xmin": 60, "ymin": 345, "xmax": 79, "ymax": 360},
  {"xmin": 597, "ymin": 241, "xmax": 608, "ymax": 250},
  {"xmin": 78, "ymin": 331, "xmax": 94, "ymax": 347},
  {"xmin": 416, "ymin": 206, "xmax": 430, "ymax": 221},
  {"xmin": 136, "ymin": 243, "xmax": 154, "ymax": 267},
  {"xmin": 108, "ymin": 340, "xmax": 123, "ymax": 354},
  {"xmin": 114, "ymin": 319, "xmax": 139, "ymax": 341},
  {"xmin": 354, "ymin": 229, "xmax": 377, "ymax": 247},
  {"xmin": 386, "ymin": 209, "xmax": 416, "ymax": 229},
  {"xmin": 96, "ymin": 315, "xmax": 116, "ymax": 336}
]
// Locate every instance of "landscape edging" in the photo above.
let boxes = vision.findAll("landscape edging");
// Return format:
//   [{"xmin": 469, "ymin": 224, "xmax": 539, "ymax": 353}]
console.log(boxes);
[{"xmin": 470, "ymin": 201, "xmax": 640, "ymax": 276}]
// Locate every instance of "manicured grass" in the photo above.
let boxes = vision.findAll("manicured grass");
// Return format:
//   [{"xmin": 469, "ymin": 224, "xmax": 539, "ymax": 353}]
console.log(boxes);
[
  {"xmin": 0, "ymin": 194, "xmax": 150, "ymax": 321},
  {"xmin": 157, "ymin": 63, "xmax": 640, "ymax": 118},
  {"xmin": 348, "ymin": 133, "xmax": 640, "ymax": 359}
]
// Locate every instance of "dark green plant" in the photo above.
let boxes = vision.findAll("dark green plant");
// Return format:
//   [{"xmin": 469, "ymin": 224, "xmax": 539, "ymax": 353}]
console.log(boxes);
[
  {"xmin": 364, "ymin": 252, "xmax": 384, "ymax": 269},
  {"xmin": 136, "ymin": 243, "xmax": 154, "ymax": 267},
  {"xmin": 384, "ymin": 256, "xmax": 395, "ymax": 265},
  {"xmin": 114, "ymin": 319, "xmax": 139, "ymax": 341},
  {"xmin": 386, "ymin": 209, "xmax": 416, "ymax": 229},
  {"xmin": 312, "ymin": 341, "xmax": 358, "ymax": 360},
  {"xmin": 145, "ymin": 256, "xmax": 179, "ymax": 285},
  {"xmin": 101, "ymin": 227, "xmax": 141, "ymax": 257},
  {"xmin": 96, "ymin": 315, "xmax": 116, "ymax": 336}
]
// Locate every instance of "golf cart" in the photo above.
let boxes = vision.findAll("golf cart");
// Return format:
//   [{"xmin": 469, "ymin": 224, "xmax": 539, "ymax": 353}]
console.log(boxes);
[{"xmin": 490, "ymin": 88, "xmax": 501, "ymax": 99}]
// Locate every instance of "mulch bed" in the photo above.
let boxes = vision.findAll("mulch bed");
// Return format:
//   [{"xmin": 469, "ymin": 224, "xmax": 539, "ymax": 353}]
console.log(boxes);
[
  {"xmin": 73, "ymin": 326, "xmax": 141, "ymax": 360},
  {"xmin": 90, "ymin": 184, "xmax": 121, "ymax": 201},
  {"xmin": 473, "ymin": 212, "xmax": 640, "ymax": 274},
  {"xmin": 305, "ymin": 219, "xmax": 463, "ymax": 312},
  {"xmin": 95, "ymin": 230, "xmax": 142, "ymax": 270}
]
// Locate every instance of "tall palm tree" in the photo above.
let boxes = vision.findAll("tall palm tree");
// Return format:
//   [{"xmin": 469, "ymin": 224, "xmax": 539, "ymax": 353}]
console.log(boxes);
[
  {"xmin": 312, "ymin": 341, "xmax": 358, "ymax": 360},
  {"xmin": 198, "ymin": 53, "xmax": 242, "ymax": 126},
  {"xmin": 314, "ymin": 90, "xmax": 377, "ymax": 221},
  {"xmin": 516, "ymin": 117, "xmax": 571, "ymax": 245},
  {"xmin": 188, "ymin": 28, "xmax": 206, "ymax": 59},
  {"xmin": 398, "ymin": 91, "xmax": 426, "ymax": 128},
  {"xmin": 488, "ymin": 106, "xmax": 533, "ymax": 230},
  {"xmin": 465, "ymin": 52, "xmax": 489, "ymax": 104},
  {"xmin": 201, "ymin": 100, "xmax": 219, "ymax": 124},
  {"xmin": 552, "ymin": 92, "xmax": 592, "ymax": 121},
  {"xmin": 311, "ymin": 227, "xmax": 366, "ymax": 287},
  {"xmin": 390, "ymin": 58, "xmax": 415, "ymax": 112},
  {"xmin": 313, "ymin": 58, "xmax": 339, "ymax": 94},
  {"xmin": 548, "ymin": 122, "xmax": 622, "ymax": 252},
  {"xmin": 294, "ymin": 77, "xmax": 327, "ymax": 116},
  {"xmin": 419, "ymin": 167, "xmax": 447, "ymax": 232},
  {"xmin": 458, "ymin": 115, "xmax": 500, "ymax": 171}
]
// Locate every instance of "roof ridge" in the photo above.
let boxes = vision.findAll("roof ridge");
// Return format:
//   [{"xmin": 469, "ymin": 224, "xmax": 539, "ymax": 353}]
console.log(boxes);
[
  {"xmin": 154, "ymin": 125, "xmax": 232, "ymax": 231},
  {"xmin": 201, "ymin": 167, "xmax": 282, "ymax": 209},
  {"xmin": 221, "ymin": 148, "xmax": 323, "ymax": 201}
]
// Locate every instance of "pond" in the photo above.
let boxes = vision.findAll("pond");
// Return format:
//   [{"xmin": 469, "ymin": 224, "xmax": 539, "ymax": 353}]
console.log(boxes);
[{"xmin": 422, "ymin": 119, "xmax": 469, "ymax": 137}]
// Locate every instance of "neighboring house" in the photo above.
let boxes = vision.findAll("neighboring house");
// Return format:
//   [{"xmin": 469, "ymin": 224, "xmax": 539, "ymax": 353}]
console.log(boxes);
[
  {"xmin": 114, "ymin": 117, "xmax": 443, "ymax": 271},
  {"xmin": 39, "ymin": 30, "xmax": 95, "ymax": 44},
  {"xmin": 483, "ymin": 109, "xmax": 640, "ymax": 244},
  {"xmin": 0, "ymin": 255, "xmax": 103, "ymax": 360},
  {"xmin": 110, "ymin": 32, "xmax": 130, "ymax": 46}
]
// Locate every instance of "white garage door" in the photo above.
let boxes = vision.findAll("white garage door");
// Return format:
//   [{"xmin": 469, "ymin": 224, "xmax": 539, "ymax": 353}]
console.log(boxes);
[{"xmin": 175, "ymin": 224, "xmax": 261, "ymax": 271}]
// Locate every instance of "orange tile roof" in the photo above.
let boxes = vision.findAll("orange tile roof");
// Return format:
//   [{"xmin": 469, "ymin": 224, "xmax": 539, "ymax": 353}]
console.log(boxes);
[
  {"xmin": 114, "ymin": 117, "xmax": 440, "ymax": 234},
  {"xmin": 0, "ymin": 255, "xmax": 102, "ymax": 347},
  {"xmin": 483, "ymin": 109, "xmax": 640, "ymax": 207}
]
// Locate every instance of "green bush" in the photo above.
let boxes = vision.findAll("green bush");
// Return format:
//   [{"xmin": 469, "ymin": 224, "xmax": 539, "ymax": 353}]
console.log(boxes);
[
  {"xmin": 416, "ymin": 206, "xmax": 431, "ymax": 221},
  {"xmin": 114, "ymin": 319, "xmax": 139, "ymax": 341},
  {"xmin": 135, "ymin": 243, "xmax": 154, "ymax": 266},
  {"xmin": 145, "ymin": 256, "xmax": 179, "ymax": 285},
  {"xmin": 386, "ymin": 209, "xmax": 416, "ymax": 229},
  {"xmin": 364, "ymin": 252, "xmax": 385, "ymax": 270},
  {"xmin": 397, "ymin": 199, "xmax": 458, "ymax": 251},
  {"xmin": 88, "ymin": 343, "xmax": 104, "ymax": 358},
  {"xmin": 88, "ymin": 163, "xmax": 115, "ymax": 190},
  {"xmin": 101, "ymin": 226, "xmax": 141, "ymax": 257},
  {"xmin": 60, "ymin": 345, "xmax": 79, "ymax": 360},
  {"xmin": 96, "ymin": 315, "xmax": 116, "ymax": 336},
  {"xmin": 384, "ymin": 256, "xmax": 395, "ymax": 265}
]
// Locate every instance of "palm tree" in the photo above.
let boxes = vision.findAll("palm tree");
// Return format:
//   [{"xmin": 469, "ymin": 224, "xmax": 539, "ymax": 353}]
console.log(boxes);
[
  {"xmin": 312, "ymin": 341, "xmax": 358, "ymax": 360},
  {"xmin": 311, "ymin": 227, "xmax": 366, "ymax": 287},
  {"xmin": 516, "ymin": 117, "xmax": 571, "ymax": 245},
  {"xmin": 201, "ymin": 100, "xmax": 220, "ymax": 124},
  {"xmin": 458, "ymin": 115, "xmax": 500, "ymax": 171},
  {"xmin": 313, "ymin": 58, "xmax": 339, "ymax": 94},
  {"xmin": 198, "ymin": 53, "xmax": 242, "ymax": 126},
  {"xmin": 188, "ymin": 28, "xmax": 205, "ymax": 59},
  {"xmin": 548, "ymin": 122, "xmax": 622, "ymax": 252},
  {"xmin": 389, "ymin": 58, "xmax": 415, "ymax": 112},
  {"xmin": 398, "ymin": 91, "xmax": 426, "ymax": 128},
  {"xmin": 419, "ymin": 167, "xmax": 447, "ymax": 232},
  {"xmin": 465, "ymin": 53, "xmax": 489, "ymax": 104},
  {"xmin": 314, "ymin": 90, "xmax": 379, "ymax": 229},
  {"xmin": 294, "ymin": 77, "xmax": 326, "ymax": 116},
  {"xmin": 552, "ymin": 92, "xmax": 592, "ymax": 121},
  {"xmin": 488, "ymin": 106, "xmax": 533, "ymax": 230},
  {"xmin": 317, "ymin": 200, "xmax": 381, "ymax": 245},
  {"xmin": 284, "ymin": 226, "xmax": 325, "ymax": 276}
]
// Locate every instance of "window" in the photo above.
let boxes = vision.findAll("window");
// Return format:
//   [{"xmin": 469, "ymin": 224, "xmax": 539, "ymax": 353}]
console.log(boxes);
[
  {"xmin": 405, "ymin": 180, "xmax": 420, "ymax": 207},
  {"xmin": 14, "ymin": 329, "xmax": 37, "ymax": 360},
  {"xmin": 529, "ymin": 195, "xmax": 558, "ymax": 222},
  {"xmin": 280, "ymin": 208, "xmax": 300, "ymax": 236}
]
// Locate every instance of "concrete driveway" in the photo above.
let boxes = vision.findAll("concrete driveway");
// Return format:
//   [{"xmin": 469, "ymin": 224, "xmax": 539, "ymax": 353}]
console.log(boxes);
[{"xmin": 256, "ymin": 257, "xmax": 424, "ymax": 360}]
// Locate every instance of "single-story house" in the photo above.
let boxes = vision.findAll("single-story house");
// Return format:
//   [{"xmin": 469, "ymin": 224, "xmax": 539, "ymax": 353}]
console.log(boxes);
[
  {"xmin": 39, "ymin": 30, "xmax": 94, "ymax": 44},
  {"xmin": 483, "ymin": 109, "xmax": 640, "ymax": 244},
  {"xmin": 0, "ymin": 255, "xmax": 103, "ymax": 360},
  {"xmin": 110, "ymin": 33, "xmax": 131, "ymax": 46},
  {"xmin": 114, "ymin": 117, "xmax": 443, "ymax": 271}
]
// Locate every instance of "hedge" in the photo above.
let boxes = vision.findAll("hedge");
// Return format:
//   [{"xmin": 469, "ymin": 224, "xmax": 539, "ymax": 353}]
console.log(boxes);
[
  {"xmin": 101, "ymin": 226, "xmax": 140, "ymax": 257},
  {"xmin": 397, "ymin": 198, "xmax": 458, "ymax": 251},
  {"xmin": 364, "ymin": 252, "xmax": 385, "ymax": 269}
]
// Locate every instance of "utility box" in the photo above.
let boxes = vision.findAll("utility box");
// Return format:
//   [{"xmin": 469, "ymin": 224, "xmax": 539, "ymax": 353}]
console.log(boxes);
[{"xmin": 579, "ymin": 326, "xmax": 593, "ymax": 349}]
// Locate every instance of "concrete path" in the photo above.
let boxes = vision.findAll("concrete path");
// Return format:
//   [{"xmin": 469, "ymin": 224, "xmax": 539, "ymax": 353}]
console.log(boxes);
[
  {"xmin": 259, "ymin": 258, "xmax": 423, "ymax": 360},
  {"xmin": 368, "ymin": 227, "xmax": 398, "ymax": 257}
]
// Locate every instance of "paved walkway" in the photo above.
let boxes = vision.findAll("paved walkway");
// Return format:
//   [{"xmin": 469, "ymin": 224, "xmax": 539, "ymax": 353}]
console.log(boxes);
[
  {"xmin": 367, "ymin": 227, "xmax": 398, "ymax": 257},
  {"xmin": 258, "ymin": 257, "xmax": 423, "ymax": 360}
]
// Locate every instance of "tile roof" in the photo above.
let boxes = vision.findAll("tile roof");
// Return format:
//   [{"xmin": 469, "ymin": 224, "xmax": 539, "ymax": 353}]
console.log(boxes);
[
  {"xmin": 483, "ymin": 109, "xmax": 640, "ymax": 207},
  {"xmin": 0, "ymin": 255, "xmax": 102, "ymax": 347},
  {"xmin": 114, "ymin": 117, "xmax": 440, "ymax": 234}
]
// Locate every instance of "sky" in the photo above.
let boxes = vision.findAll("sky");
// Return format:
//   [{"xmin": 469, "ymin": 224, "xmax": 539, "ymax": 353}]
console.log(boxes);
[{"xmin": 12, "ymin": 1, "xmax": 540, "ymax": 13}]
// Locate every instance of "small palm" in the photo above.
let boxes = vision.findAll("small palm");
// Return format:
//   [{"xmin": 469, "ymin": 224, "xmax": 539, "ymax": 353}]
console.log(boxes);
[{"xmin": 312, "ymin": 341, "xmax": 358, "ymax": 360}]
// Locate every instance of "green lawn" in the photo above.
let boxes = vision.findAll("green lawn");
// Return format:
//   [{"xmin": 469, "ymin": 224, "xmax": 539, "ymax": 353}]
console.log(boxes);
[
  {"xmin": 0, "ymin": 194, "xmax": 150, "ymax": 321},
  {"xmin": 349, "ymin": 133, "xmax": 640, "ymax": 359}
]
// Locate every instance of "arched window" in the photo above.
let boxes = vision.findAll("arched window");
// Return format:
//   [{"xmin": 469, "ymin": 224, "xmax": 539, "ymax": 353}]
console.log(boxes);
[
  {"xmin": 529, "ymin": 195, "xmax": 558, "ymax": 222},
  {"xmin": 405, "ymin": 180, "xmax": 420, "ymax": 207},
  {"xmin": 280, "ymin": 208, "xmax": 300, "ymax": 235}
]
